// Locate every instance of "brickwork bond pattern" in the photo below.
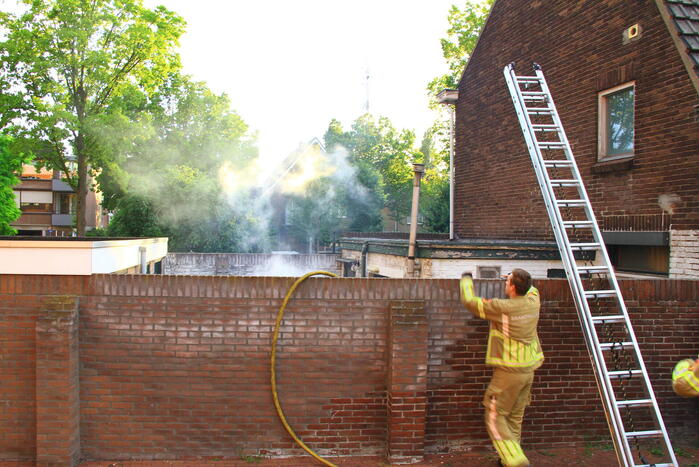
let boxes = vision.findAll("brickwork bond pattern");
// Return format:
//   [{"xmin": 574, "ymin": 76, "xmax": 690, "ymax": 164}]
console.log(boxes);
[
  {"xmin": 0, "ymin": 274, "xmax": 697, "ymax": 465},
  {"xmin": 454, "ymin": 0, "xmax": 699, "ymax": 240}
]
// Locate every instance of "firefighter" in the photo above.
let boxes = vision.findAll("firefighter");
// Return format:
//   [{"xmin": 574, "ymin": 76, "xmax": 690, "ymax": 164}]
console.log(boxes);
[
  {"xmin": 672, "ymin": 355, "xmax": 699, "ymax": 398},
  {"xmin": 460, "ymin": 269, "xmax": 544, "ymax": 467}
]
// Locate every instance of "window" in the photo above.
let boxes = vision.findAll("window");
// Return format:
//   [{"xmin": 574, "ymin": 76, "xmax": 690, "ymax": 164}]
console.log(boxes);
[
  {"xmin": 607, "ymin": 245, "xmax": 669, "ymax": 276},
  {"xmin": 20, "ymin": 202, "xmax": 52, "ymax": 212},
  {"xmin": 54, "ymin": 193, "xmax": 75, "ymax": 215},
  {"xmin": 598, "ymin": 82, "xmax": 635, "ymax": 160}
]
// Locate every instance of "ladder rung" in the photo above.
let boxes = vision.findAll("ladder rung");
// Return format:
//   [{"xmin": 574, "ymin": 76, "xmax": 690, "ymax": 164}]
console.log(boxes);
[
  {"xmin": 526, "ymin": 107, "xmax": 554, "ymax": 114},
  {"xmin": 625, "ymin": 430, "xmax": 663, "ymax": 440},
  {"xmin": 584, "ymin": 290, "xmax": 617, "ymax": 298},
  {"xmin": 600, "ymin": 341, "xmax": 634, "ymax": 351},
  {"xmin": 544, "ymin": 160, "xmax": 573, "ymax": 168},
  {"xmin": 637, "ymin": 464, "xmax": 674, "ymax": 467},
  {"xmin": 616, "ymin": 399, "xmax": 653, "ymax": 408},
  {"xmin": 538, "ymin": 141, "xmax": 566, "ymax": 148},
  {"xmin": 563, "ymin": 220, "xmax": 593, "ymax": 228},
  {"xmin": 578, "ymin": 266, "xmax": 609, "ymax": 274},
  {"xmin": 516, "ymin": 77, "xmax": 540, "ymax": 83},
  {"xmin": 556, "ymin": 199, "xmax": 587, "ymax": 207},
  {"xmin": 591, "ymin": 314, "xmax": 625, "ymax": 324},
  {"xmin": 570, "ymin": 242, "xmax": 601, "ymax": 250},
  {"xmin": 532, "ymin": 124, "xmax": 559, "ymax": 131},
  {"xmin": 608, "ymin": 369, "xmax": 642, "ymax": 379},
  {"xmin": 523, "ymin": 95, "xmax": 547, "ymax": 102},
  {"xmin": 550, "ymin": 179, "xmax": 579, "ymax": 187}
]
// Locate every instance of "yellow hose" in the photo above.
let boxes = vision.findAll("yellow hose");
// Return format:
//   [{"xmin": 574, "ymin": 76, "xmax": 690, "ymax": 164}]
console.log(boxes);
[{"xmin": 271, "ymin": 271, "xmax": 339, "ymax": 467}]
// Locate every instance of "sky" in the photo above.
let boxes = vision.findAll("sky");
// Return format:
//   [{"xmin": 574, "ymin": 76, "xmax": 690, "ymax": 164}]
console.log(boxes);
[{"xmin": 143, "ymin": 0, "xmax": 465, "ymax": 165}]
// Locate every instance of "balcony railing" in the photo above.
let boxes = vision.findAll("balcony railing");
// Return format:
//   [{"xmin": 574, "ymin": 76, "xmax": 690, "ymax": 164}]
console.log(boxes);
[
  {"xmin": 600, "ymin": 214, "xmax": 670, "ymax": 232},
  {"xmin": 13, "ymin": 212, "xmax": 52, "ymax": 226},
  {"xmin": 51, "ymin": 214, "xmax": 73, "ymax": 226}
]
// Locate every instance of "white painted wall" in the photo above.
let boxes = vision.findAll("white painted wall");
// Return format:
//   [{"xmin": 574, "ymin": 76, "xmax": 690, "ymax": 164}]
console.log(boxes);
[
  {"xmin": 362, "ymin": 252, "xmax": 602, "ymax": 279},
  {"xmin": 92, "ymin": 238, "xmax": 169, "ymax": 274},
  {"xmin": 0, "ymin": 238, "xmax": 168, "ymax": 275}
]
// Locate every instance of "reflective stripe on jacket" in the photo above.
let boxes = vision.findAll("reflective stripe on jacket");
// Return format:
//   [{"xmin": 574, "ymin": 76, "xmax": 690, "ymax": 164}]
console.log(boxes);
[
  {"xmin": 460, "ymin": 276, "xmax": 544, "ymax": 372},
  {"xmin": 672, "ymin": 358, "xmax": 699, "ymax": 398}
]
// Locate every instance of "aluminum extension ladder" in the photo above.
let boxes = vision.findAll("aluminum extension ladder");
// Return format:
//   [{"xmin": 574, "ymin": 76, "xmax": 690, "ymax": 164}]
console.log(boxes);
[{"xmin": 503, "ymin": 63, "xmax": 678, "ymax": 467}]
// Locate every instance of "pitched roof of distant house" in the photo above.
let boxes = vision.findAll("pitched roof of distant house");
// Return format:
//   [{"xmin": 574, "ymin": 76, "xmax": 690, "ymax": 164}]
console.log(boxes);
[{"xmin": 657, "ymin": 0, "xmax": 699, "ymax": 94}]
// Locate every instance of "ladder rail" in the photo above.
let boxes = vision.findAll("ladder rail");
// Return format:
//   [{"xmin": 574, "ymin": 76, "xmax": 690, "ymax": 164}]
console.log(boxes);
[
  {"xmin": 503, "ymin": 63, "xmax": 678, "ymax": 467},
  {"xmin": 534, "ymin": 66, "xmax": 677, "ymax": 465}
]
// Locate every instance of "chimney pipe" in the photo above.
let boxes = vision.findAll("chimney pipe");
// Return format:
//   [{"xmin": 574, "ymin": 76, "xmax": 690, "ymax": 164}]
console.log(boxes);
[
  {"xmin": 139, "ymin": 246, "xmax": 147, "ymax": 274},
  {"xmin": 407, "ymin": 163, "xmax": 425, "ymax": 259}
]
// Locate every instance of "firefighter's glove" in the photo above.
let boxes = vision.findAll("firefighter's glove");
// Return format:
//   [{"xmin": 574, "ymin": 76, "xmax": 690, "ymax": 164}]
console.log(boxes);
[{"xmin": 460, "ymin": 272, "xmax": 475, "ymax": 302}]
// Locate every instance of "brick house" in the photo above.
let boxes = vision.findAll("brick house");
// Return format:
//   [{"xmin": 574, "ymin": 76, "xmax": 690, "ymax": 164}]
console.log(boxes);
[{"xmin": 453, "ymin": 0, "xmax": 699, "ymax": 278}]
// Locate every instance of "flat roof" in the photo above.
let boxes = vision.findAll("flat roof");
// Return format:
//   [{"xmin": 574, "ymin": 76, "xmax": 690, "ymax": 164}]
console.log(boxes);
[{"xmin": 0, "ymin": 236, "xmax": 168, "ymax": 275}]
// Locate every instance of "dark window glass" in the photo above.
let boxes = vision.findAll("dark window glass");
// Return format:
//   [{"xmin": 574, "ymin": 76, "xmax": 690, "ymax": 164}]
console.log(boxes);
[{"xmin": 606, "ymin": 87, "xmax": 634, "ymax": 155}]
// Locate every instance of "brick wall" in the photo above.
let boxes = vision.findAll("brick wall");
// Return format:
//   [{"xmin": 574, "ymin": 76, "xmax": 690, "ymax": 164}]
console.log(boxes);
[
  {"xmin": 0, "ymin": 274, "xmax": 697, "ymax": 464},
  {"xmin": 162, "ymin": 253, "xmax": 341, "ymax": 276},
  {"xmin": 454, "ymin": 0, "xmax": 699, "ymax": 240},
  {"xmin": 670, "ymin": 230, "xmax": 699, "ymax": 278}
]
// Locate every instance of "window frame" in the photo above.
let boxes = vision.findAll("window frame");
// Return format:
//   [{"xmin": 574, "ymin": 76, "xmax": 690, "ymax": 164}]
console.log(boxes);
[{"xmin": 597, "ymin": 81, "xmax": 635, "ymax": 161}]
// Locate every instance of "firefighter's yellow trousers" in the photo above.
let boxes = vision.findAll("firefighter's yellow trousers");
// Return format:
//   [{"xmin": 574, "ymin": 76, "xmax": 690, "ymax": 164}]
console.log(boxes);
[{"xmin": 483, "ymin": 368, "xmax": 534, "ymax": 467}]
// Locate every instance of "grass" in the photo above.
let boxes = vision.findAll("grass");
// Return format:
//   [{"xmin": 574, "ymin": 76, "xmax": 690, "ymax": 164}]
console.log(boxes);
[
  {"xmin": 583, "ymin": 440, "xmax": 614, "ymax": 457},
  {"xmin": 649, "ymin": 447, "xmax": 664, "ymax": 456},
  {"xmin": 234, "ymin": 447, "xmax": 264, "ymax": 464}
]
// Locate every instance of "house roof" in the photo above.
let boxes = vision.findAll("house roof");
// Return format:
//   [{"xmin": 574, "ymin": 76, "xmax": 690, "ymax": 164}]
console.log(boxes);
[{"xmin": 658, "ymin": 0, "xmax": 699, "ymax": 94}]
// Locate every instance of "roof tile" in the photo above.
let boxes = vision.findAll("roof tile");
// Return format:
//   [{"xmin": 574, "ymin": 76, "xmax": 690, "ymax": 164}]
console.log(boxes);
[{"xmin": 663, "ymin": 0, "xmax": 699, "ymax": 83}]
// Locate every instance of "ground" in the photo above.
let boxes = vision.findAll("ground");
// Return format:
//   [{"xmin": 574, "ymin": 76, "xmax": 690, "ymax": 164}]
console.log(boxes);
[
  {"xmin": 4, "ymin": 442, "xmax": 697, "ymax": 467},
  {"xmin": 2, "ymin": 443, "xmax": 698, "ymax": 467}
]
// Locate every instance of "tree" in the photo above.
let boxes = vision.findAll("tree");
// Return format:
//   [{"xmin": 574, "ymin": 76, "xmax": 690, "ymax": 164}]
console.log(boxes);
[
  {"xmin": 285, "ymin": 177, "xmax": 344, "ymax": 252},
  {"xmin": 100, "ymin": 73, "xmax": 261, "ymax": 252},
  {"xmin": 105, "ymin": 194, "xmax": 166, "ymax": 238},
  {"xmin": 0, "ymin": 0, "xmax": 185, "ymax": 234},
  {"xmin": 420, "ymin": 169, "xmax": 450, "ymax": 233},
  {"xmin": 0, "ymin": 135, "xmax": 32, "ymax": 235},
  {"xmin": 426, "ymin": 0, "xmax": 494, "ymax": 104},
  {"xmin": 421, "ymin": 1, "xmax": 495, "ymax": 234},
  {"xmin": 324, "ymin": 114, "xmax": 419, "ymax": 231}
]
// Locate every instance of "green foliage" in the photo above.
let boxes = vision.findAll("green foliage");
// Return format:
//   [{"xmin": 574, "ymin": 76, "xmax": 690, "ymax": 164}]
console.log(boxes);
[
  {"xmin": 285, "ymin": 177, "xmax": 341, "ymax": 251},
  {"xmin": 418, "ymin": 1, "xmax": 494, "ymax": 233},
  {"xmin": 421, "ymin": 169, "xmax": 449, "ymax": 233},
  {"xmin": 106, "ymin": 194, "xmax": 166, "ymax": 238},
  {"xmin": 99, "ymin": 72, "xmax": 261, "ymax": 252},
  {"xmin": 0, "ymin": 0, "xmax": 185, "ymax": 234},
  {"xmin": 105, "ymin": 160, "xmax": 266, "ymax": 252},
  {"xmin": 426, "ymin": 0, "xmax": 494, "ymax": 104},
  {"xmin": 324, "ymin": 114, "xmax": 420, "ymax": 230},
  {"xmin": 0, "ymin": 135, "xmax": 33, "ymax": 235}
]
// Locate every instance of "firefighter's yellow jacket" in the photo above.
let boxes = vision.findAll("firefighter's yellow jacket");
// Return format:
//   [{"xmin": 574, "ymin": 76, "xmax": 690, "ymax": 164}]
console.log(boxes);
[
  {"xmin": 672, "ymin": 358, "xmax": 699, "ymax": 398},
  {"xmin": 460, "ymin": 276, "xmax": 544, "ymax": 372}
]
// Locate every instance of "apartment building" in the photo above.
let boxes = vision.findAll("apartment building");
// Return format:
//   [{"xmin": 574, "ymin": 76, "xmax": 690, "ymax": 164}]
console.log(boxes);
[{"xmin": 11, "ymin": 165, "xmax": 106, "ymax": 235}]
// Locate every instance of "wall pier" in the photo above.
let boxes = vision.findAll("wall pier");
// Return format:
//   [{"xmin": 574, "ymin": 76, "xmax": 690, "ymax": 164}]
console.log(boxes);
[
  {"xmin": 387, "ymin": 301, "xmax": 429, "ymax": 464},
  {"xmin": 35, "ymin": 296, "xmax": 80, "ymax": 467}
]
